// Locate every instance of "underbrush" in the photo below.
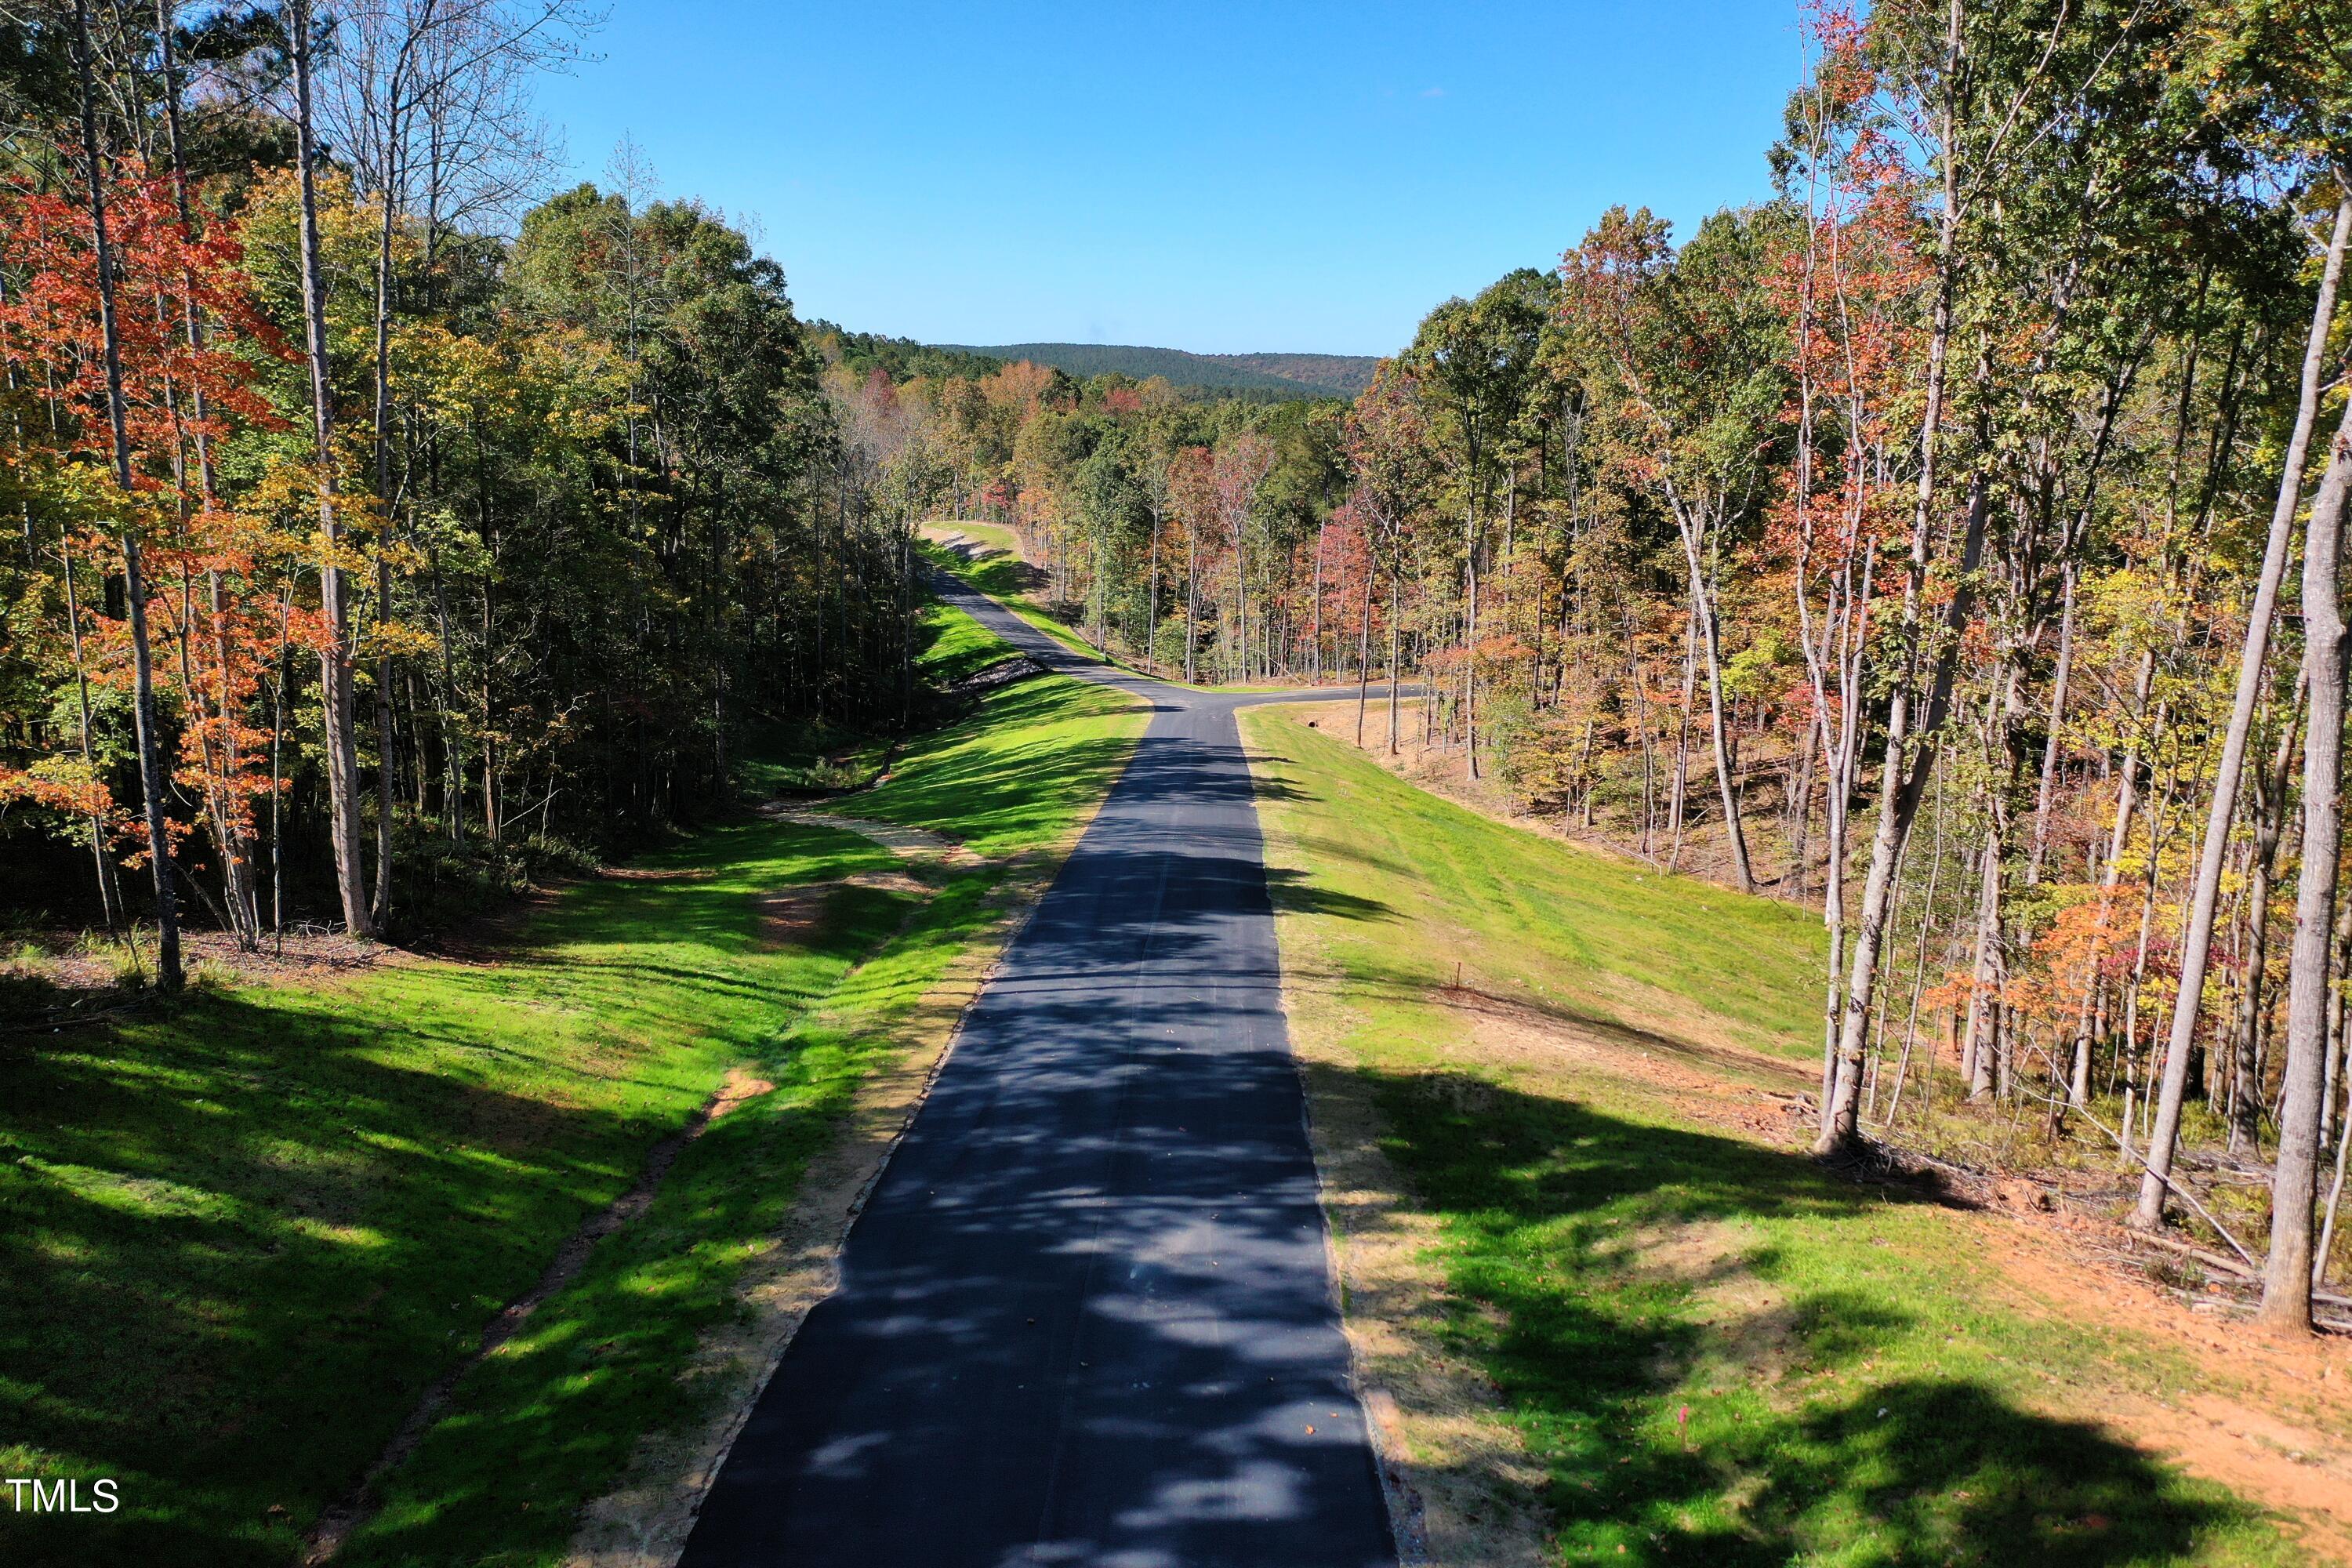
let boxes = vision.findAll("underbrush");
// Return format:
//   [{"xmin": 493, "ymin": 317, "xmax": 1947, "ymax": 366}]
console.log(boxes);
[{"xmin": 1243, "ymin": 706, "xmax": 2314, "ymax": 1567}]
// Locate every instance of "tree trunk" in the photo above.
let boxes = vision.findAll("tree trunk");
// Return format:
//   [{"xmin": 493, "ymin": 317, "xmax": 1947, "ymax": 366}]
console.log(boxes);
[
  {"xmin": 56, "ymin": 534, "xmax": 121, "ymax": 930},
  {"xmin": 1387, "ymin": 567, "xmax": 1403, "ymax": 755},
  {"xmin": 1816, "ymin": 451, "xmax": 1990, "ymax": 1154},
  {"xmin": 2233, "ymin": 686, "xmax": 2303, "ymax": 1151},
  {"xmin": 1184, "ymin": 532, "xmax": 1198, "ymax": 684},
  {"xmin": 1356, "ymin": 542, "xmax": 1374, "ymax": 746},
  {"xmin": 2136, "ymin": 195, "xmax": 2352, "ymax": 1229},
  {"xmin": 73, "ymin": 0, "xmax": 179, "ymax": 989},
  {"xmin": 1670, "ymin": 489, "xmax": 1754, "ymax": 891},
  {"xmin": 289, "ymin": 0, "xmax": 377, "ymax": 938},
  {"xmin": 370, "ymin": 111, "xmax": 404, "ymax": 931},
  {"xmin": 1667, "ymin": 601, "xmax": 1697, "ymax": 873},
  {"xmin": 1463, "ymin": 485, "xmax": 1479, "ymax": 780},
  {"xmin": 1310, "ymin": 513, "xmax": 1327, "ymax": 684},
  {"xmin": 2262, "ymin": 390, "xmax": 2352, "ymax": 1332},
  {"xmin": 1145, "ymin": 499, "xmax": 1160, "ymax": 674},
  {"xmin": 2026, "ymin": 562, "xmax": 2075, "ymax": 886}
]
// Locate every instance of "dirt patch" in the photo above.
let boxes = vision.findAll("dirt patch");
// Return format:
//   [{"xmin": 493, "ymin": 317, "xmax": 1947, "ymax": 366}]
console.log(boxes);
[
  {"xmin": 1956, "ymin": 1211, "xmax": 2352, "ymax": 1557},
  {"xmin": 707, "ymin": 1070, "xmax": 775, "ymax": 1120},
  {"xmin": 755, "ymin": 871, "xmax": 932, "ymax": 950},
  {"xmin": 12, "ymin": 927, "xmax": 399, "ymax": 996},
  {"xmin": 760, "ymin": 804, "xmax": 985, "ymax": 867},
  {"xmin": 1435, "ymin": 978, "xmax": 2352, "ymax": 1561},
  {"xmin": 1283, "ymin": 972, "xmax": 1555, "ymax": 1563},
  {"xmin": 1252, "ymin": 708, "xmax": 2352, "ymax": 1559},
  {"xmin": 1432, "ymin": 983, "xmax": 1817, "ymax": 1158}
]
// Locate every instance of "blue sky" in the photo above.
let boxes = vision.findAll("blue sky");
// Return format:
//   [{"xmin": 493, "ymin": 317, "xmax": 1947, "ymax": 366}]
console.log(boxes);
[{"xmin": 534, "ymin": 2, "xmax": 1803, "ymax": 358}]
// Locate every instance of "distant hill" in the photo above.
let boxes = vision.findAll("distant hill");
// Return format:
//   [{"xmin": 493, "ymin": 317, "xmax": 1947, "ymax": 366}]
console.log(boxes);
[
  {"xmin": 935, "ymin": 343, "xmax": 1378, "ymax": 400},
  {"xmin": 808, "ymin": 322, "xmax": 1004, "ymax": 383}
]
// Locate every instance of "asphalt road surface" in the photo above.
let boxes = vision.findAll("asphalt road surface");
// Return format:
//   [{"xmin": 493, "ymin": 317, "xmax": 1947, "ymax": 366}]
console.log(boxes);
[{"xmin": 677, "ymin": 579, "xmax": 1399, "ymax": 1567}]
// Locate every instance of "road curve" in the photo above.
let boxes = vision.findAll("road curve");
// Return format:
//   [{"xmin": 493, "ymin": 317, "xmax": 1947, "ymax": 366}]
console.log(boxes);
[{"xmin": 677, "ymin": 579, "xmax": 1398, "ymax": 1567}]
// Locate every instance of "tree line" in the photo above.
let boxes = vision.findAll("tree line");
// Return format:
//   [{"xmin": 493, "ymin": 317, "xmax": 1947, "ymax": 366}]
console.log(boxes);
[
  {"xmin": 5, "ymin": 0, "xmax": 2348, "ymax": 1334},
  {"xmin": 862, "ymin": 0, "xmax": 2351, "ymax": 1334},
  {"xmin": 0, "ymin": 1, "xmax": 941, "ymax": 960}
]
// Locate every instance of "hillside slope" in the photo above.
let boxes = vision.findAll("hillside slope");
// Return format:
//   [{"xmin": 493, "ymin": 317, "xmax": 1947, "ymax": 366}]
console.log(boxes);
[{"xmin": 935, "ymin": 341, "xmax": 1377, "ymax": 398}]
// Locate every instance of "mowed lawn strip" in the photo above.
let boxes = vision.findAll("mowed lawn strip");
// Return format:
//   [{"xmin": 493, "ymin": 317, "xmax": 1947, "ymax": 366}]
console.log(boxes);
[
  {"xmin": 1239, "ymin": 710, "xmax": 2299, "ymax": 1568},
  {"xmin": 0, "ymin": 601, "xmax": 1145, "ymax": 1568},
  {"xmin": 916, "ymin": 531, "xmax": 1298, "ymax": 694}
]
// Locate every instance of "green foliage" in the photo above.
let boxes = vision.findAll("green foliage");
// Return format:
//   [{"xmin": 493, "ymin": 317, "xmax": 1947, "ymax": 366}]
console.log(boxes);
[
  {"xmin": 1244, "ymin": 710, "xmax": 2296, "ymax": 1567},
  {"xmin": 0, "ymin": 623, "xmax": 1145, "ymax": 1566},
  {"xmin": 934, "ymin": 341, "xmax": 1372, "ymax": 400},
  {"xmin": 808, "ymin": 321, "xmax": 1006, "ymax": 383}
]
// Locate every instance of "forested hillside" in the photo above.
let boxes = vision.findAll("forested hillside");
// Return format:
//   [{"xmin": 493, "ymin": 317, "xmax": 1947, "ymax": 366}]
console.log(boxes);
[
  {"xmin": 935, "ymin": 340, "xmax": 1377, "ymax": 399},
  {"xmin": 0, "ymin": 0, "xmax": 946, "ymax": 954}
]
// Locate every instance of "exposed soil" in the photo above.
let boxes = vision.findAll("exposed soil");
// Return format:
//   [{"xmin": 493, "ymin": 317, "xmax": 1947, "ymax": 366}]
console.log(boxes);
[
  {"xmin": 8, "ymin": 806, "xmax": 980, "ymax": 1013},
  {"xmin": 1270, "ymin": 710, "xmax": 2352, "ymax": 1523},
  {"xmin": 303, "ymin": 1065, "xmax": 782, "ymax": 1564},
  {"xmin": 759, "ymin": 804, "xmax": 985, "ymax": 866},
  {"xmin": 1296, "ymin": 1033, "xmax": 1555, "ymax": 1568},
  {"xmin": 755, "ymin": 870, "xmax": 931, "ymax": 949},
  {"xmin": 16, "ymin": 926, "xmax": 399, "ymax": 994},
  {"xmin": 1430, "ymin": 975, "xmax": 2352, "ymax": 1561},
  {"xmin": 564, "ymin": 819, "xmax": 1134, "ymax": 1567},
  {"xmin": 1247, "ymin": 699, "xmax": 2352, "ymax": 1559}
]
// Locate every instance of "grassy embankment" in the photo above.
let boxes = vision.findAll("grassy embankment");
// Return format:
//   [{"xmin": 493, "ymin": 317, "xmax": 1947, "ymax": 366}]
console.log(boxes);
[
  {"xmin": 1241, "ymin": 706, "xmax": 2309, "ymax": 1568},
  {"xmin": 917, "ymin": 520, "xmax": 1126, "ymax": 669},
  {"xmin": 0, "ymin": 601, "xmax": 1142, "ymax": 1568}
]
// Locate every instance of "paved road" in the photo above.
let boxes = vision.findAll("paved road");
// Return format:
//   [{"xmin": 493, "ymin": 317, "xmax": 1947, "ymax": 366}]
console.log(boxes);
[{"xmin": 678, "ymin": 581, "xmax": 1398, "ymax": 1568}]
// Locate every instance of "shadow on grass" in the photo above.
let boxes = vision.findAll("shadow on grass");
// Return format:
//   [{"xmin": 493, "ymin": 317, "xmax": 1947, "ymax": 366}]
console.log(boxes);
[
  {"xmin": 947, "ymin": 549, "xmax": 1045, "ymax": 601},
  {"xmin": 0, "ymin": 860, "xmax": 917, "ymax": 1568},
  {"xmin": 853, "ymin": 680, "xmax": 1140, "ymax": 856},
  {"xmin": 909, "ymin": 603, "xmax": 1023, "ymax": 690},
  {"xmin": 0, "ymin": 988, "xmax": 654, "ymax": 1568},
  {"xmin": 335, "ymin": 869, "xmax": 1007, "ymax": 1568},
  {"xmin": 1356, "ymin": 1065, "xmax": 2261, "ymax": 1566},
  {"xmin": 1263, "ymin": 866, "xmax": 1396, "ymax": 924}
]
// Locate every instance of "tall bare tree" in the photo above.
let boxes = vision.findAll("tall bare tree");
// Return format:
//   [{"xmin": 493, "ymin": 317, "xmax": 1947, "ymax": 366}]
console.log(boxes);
[
  {"xmin": 2133, "ymin": 195, "xmax": 2352, "ymax": 1228},
  {"xmin": 2264, "ymin": 381, "xmax": 2352, "ymax": 1330},
  {"xmin": 281, "ymin": 0, "xmax": 375, "ymax": 936},
  {"xmin": 71, "ymin": 0, "xmax": 180, "ymax": 987}
]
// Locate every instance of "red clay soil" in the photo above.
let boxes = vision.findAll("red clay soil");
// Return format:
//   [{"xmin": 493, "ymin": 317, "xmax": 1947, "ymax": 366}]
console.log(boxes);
[{"xmin": 1277, "ymin": 700, "xmax": 2352, "ymax": 1558}]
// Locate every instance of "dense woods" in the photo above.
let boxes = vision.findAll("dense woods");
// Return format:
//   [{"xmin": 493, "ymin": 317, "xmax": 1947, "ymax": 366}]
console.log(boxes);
[
  {"xmin": 4, "ymin": 0, "xmax": 2350, "ymax": 1338},
  {"xmin": 866, "ymin": 0, "xmax": 2352, "ymax": 1333},
  {"xmin": 0, "ymin": 0, "xmax": 939, "ymax": 948}
]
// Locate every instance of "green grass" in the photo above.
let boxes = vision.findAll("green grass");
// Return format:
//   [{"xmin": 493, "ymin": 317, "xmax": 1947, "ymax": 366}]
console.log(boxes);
[
  {"xmin": 918, "ymin": 532, "xmax": 1302, "ymax": 693},
  {"xmin": 1245, "ymin": 710, "xmax": 1828, "ymax": 1061},
  {"xmin": 849, "ymin": 666, "xmax": 1142, "ymax": 858},
  {"xmin": 0, "ymin": 819, "xmax": 907, "ymax": 1568},
  {"xmin": 919, "ymin": 536, "xmax": 1116, "ymax": 662},
  {"xmin": 913, "ymin": 595, "xmax": 1025, "ymax": 686},
  {"xmin": 0, "ymin": 604, "xmax": 1146, "ymax": 1568},
  {"xmin": 733, "ymin": 602, "xmax": 1019, "ymax": 797},
  {"xmin": 338, "ymin": 867, "xmax": 1007, "ymax": 1568},
  {"xmin": 1240, "ymin": 710, "xmax": 2299, "ymax": 1568}
]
